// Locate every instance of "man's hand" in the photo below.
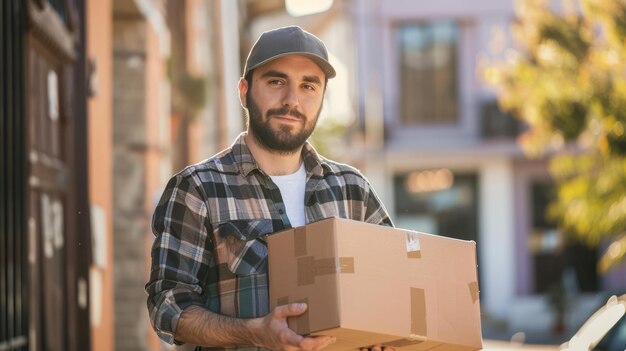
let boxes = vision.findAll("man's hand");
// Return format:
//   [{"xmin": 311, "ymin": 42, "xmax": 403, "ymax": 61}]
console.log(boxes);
[
  {"xmin": 176, "ymin": 303, "xmax": 335, "ymax": 349},
  {"xmin": 360, "ymin": 345, "xmax": 396, "ymax": 351},
  {"xmin": 250, "ymin": 303, "xmax": 336, "ymax": 351}
]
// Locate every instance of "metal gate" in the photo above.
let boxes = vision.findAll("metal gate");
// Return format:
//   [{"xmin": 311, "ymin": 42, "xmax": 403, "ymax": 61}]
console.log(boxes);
[{"xmin": 1, "ymin": 0, "xmax": 28, "ymax": 350}]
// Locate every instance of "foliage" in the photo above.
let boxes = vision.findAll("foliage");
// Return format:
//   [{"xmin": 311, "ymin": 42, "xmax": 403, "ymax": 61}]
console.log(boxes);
[
  {"xmin": 546, "ymin": 281, "xmax": 568, "ymax": 334},
  {"xmin": 309, "ymin": 116, "xmax": 352, "ymax": 162},
  {"xmin": 482, "ymin": 0, "xmax": 626, "ymax": 272},
  {"xmin": 167, "ymin": 56, "xmax": 209, "ymax": 117}
]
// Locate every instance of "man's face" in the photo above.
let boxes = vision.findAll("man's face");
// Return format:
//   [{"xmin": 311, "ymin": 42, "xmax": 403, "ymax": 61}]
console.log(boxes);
[{"xmin": 241, "ymin": 55, "xmax": 326, "ymax": 154}]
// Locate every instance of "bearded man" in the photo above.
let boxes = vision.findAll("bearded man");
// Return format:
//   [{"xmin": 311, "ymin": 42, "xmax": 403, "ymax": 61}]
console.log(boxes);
[{"xmin": 146, "ymin": 26, "xmax": 393, "ymax": 351}]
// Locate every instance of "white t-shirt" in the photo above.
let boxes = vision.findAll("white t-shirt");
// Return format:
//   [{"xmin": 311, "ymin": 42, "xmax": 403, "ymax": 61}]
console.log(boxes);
[{"xmin": 269, "ymin": 163, "xmax": 307, "ymax": 227}]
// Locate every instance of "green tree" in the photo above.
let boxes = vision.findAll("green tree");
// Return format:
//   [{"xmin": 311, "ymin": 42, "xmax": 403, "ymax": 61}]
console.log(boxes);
[
  {"xmin": 309, "ymin": 116, "xmax": 352, "ymax": 162},
  {"xmin": 482, "ymin": 0, "xmax": 626, "ymax": 272}
]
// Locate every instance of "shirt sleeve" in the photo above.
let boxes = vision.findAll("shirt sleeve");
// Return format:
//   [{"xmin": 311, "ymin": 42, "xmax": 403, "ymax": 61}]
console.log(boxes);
[
  {"xmin": 145, "ymin": 173, "xmax": 214, "ymax": 345},
  {"xmin": 363, "ymin": 180, "xmax": 394, "ymax": 227}
]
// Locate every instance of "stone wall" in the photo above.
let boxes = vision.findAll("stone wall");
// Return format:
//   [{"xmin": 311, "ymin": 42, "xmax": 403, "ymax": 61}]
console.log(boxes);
[{"xmin": 112, "ymin": 16, "xmax": 151, "ymax": 351}]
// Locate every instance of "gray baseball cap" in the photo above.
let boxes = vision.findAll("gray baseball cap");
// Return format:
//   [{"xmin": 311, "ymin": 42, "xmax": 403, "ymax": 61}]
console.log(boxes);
[{"xmin": 243, "ymin": 25, "xmax": 336, "ymax": 79}]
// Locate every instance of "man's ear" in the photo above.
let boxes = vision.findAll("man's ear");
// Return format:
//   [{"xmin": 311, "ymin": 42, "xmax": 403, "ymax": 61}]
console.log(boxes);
[{"xmin": 238, "ymin": 77, "xmax": 248, "ymax": 108}]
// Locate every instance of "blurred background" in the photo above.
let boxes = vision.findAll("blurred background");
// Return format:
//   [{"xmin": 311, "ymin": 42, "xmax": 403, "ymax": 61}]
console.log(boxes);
[{"xmin": 1, "ymin": 0, "xmax": 626, "ymax": 350}]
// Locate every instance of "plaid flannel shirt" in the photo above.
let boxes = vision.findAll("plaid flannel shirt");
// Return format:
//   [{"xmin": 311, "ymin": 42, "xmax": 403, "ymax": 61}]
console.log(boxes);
[{"xmin": 145, "ymin": 133, "xmax": 393, "ymax": 350}]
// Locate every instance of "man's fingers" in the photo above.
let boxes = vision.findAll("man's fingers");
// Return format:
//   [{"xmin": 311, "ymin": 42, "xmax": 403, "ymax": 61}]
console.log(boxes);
[
  {"xmin": 360, "ymin": 345, "xmax": 386, "ymax": 351},
  {"xmin": 298, "ymin": 335, "xmax": 336, "ymax": 350},
  {"xmin": 267, "ymin": 304, "xmax": 337, "ymax": 350},
  {"xmin": 274, "ymin": 303, "xmax": 307, "ymax": 319},
  {"xmin": 278, "ymin": 328, "xmax": 304, "ymax": 347}
]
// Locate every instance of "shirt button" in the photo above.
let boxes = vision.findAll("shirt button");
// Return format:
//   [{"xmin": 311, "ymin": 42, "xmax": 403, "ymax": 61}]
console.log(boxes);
[{"xmin": 278, "ymin": 209, "xmax": 285, "ymax": 215}]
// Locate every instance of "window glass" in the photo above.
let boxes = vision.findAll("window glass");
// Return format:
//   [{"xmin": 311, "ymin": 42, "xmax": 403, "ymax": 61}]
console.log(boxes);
[
  {"xmin": 530, "ymin": 182, "xmax": 598, "ymax": 293},
  {"xmin": 394, "ymin": 171, "xmax": 477, "ymax": 242},
  {"xmin": 397, "ymin": 21, "xmax": 459, "ymax": 125},
  {"xmin": 48, "ymin": 0, "xmax": 67, "ymax": 22}
]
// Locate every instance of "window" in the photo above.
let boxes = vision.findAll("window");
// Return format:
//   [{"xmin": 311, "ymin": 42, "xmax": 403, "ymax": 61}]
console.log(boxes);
[
  {"xmin": 397, "ymin": 21, "xmax": 459, "ymax": 125},
  {"xmin": 48, "ymin": 0, "xmax": 67, "ymax": 22},
  {"xmin": 394, "ymin": 171, "xmax": 478, "ymax": 242},
  {"xmin": 529, "ymin": 182, "xmax": 597, "ymax": 293},
  {"xmin": 480, "ymin": 100, "xmax": 523, "ymax": 140}
]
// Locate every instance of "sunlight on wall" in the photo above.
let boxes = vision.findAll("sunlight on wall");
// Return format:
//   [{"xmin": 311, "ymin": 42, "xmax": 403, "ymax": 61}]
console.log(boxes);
[
  {"xmin": 319, "ymin": 52, "xmax": 352, "ymax": 126},
  {"xmin": 285, "ymin": 0, "xmax": 333, "ymax": 17}
]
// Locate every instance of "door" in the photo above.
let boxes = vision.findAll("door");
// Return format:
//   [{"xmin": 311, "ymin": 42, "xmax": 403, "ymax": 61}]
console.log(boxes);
[{"xmin": 24, "ymin": 1, "xmax": 91, "ymax": 350}]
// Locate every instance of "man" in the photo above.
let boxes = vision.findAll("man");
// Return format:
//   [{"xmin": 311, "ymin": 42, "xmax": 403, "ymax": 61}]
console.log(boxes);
[{"xmin": 146, "ymin": 25, "xmax": 393, "ymax": 351}]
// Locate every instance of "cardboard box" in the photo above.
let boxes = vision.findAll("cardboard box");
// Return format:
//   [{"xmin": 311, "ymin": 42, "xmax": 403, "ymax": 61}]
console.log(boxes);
[{"xmin": 267, "ymin": 217, "xmax": 482, "ymax": 350}]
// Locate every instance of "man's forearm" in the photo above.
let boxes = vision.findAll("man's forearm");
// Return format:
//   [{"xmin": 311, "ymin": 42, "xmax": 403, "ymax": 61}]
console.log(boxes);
[
  {"xmin": 174, "ymin": 303, "xmax": 335, "ymax": 351},
  {"xmin": 175, "ymin": 305, "xmax": 261, "ymax": 348}
]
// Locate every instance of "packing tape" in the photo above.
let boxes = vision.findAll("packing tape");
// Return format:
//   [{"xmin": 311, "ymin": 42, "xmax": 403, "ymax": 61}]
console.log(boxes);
[
  {"xmin": 339, "ymin": 257, "xmax": 355, "ymax": 273},
  {"xmin": 407, "ymin": 251, "xmax": 422, "ymax": 259},
  {"xmin": 294, "ymin": 227, "xmax": 307, "ymax": 257},
  {"xmin": 468, "ymin": 281, "xmax": 479, "ymax": 303},
  {"xmin": 277, "ymin": 296, "xmax": 311, "ymax": 335},
  {"xmin": 294, "ymin": 297, "xmax": 310, "ymax": 335},
  {"xmin": 375, "ymin": 337, "xmax": 425, "ymax": 348},
  {"xmin": 297, "ymin": 256, "xmax": 355, "ymax": 286},
  {"xmin": 410, "ymin": 287, "xmax": 427, "ymax": 335}
]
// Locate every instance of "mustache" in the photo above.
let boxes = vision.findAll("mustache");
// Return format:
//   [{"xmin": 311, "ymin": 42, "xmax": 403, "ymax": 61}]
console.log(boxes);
[{"xmin": 266, "ymin": 106, "xmax": 306, "ymax": 120}]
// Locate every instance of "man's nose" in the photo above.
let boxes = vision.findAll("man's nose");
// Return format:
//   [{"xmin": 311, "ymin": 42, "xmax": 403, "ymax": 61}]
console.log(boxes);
[{"xmin": 282, "ymin": 85, "xmax": 299, "ymax": 108}]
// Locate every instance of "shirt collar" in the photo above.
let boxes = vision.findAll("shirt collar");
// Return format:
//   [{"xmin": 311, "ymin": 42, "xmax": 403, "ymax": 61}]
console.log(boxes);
[{"xmin": 231, "ymin": 132, "xmax": 326, "ymax": 178}]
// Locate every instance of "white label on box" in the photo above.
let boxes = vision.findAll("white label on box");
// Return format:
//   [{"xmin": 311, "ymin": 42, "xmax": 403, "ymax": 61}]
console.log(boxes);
[{"xmin": 405, "ymin": 231, "xmax": 421, "ymax": 253}]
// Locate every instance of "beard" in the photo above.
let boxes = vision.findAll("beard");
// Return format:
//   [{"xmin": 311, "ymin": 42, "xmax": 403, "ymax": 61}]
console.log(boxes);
[{"xmin": 246, "ymin": 92, "xmax": 322, "ymax": 154}]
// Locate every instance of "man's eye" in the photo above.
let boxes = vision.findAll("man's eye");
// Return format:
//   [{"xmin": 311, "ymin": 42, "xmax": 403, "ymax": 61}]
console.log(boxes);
[
  {"xmin": 269, "ymin": 79, "xmax": 283, "ymax": 85},
  {"xmin": 303, "ymin": 84, "xmax": 315, "ymax": 91}
]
